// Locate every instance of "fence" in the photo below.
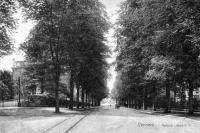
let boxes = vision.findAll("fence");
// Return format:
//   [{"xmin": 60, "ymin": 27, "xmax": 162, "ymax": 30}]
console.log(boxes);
[{"xmin": 0, "ymin": 100, "xmax": 18, "ymax": 107}]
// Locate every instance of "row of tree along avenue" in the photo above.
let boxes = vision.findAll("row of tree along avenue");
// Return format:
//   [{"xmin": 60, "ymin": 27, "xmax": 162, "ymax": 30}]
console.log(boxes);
[
  {"xmin": 112, "ymin": 0, "xmax": 200, "ymax": 115},
  {"xmin": 14, "ymin": 0, "xmax": 110, "ymax": 113}
]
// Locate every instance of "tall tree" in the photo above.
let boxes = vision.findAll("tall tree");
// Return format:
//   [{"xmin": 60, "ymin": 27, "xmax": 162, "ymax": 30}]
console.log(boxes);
[
  {"xmin": 66, "ymin": 0, "xmax": 109, "ymax": 109},
  {"xmin": 20, "ymin": 0, "xmax": 110, "ymax": 112},
  {"xmin": 0, "ymin": 0, "xmax": 16, "ymax": 57},
  {"xmin": 20, "ymin": 0, "xmax": 76, "ymax": 113},
  {"xmin": 115, "ymin": 0, "xmax": 200, "ymax": 114}
]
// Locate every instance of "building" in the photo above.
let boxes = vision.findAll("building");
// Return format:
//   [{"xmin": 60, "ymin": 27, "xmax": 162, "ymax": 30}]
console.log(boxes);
[
  {"xmin": 185, "ymin": 88, "xmax": 200, "ymax": 101},
  {"xmin": 12, "ymin": 61, "xmax": 28, "ymax": 99},
  {"xmin": 12, "ymin": 61, "xmax": 72, "ymax": 97}
]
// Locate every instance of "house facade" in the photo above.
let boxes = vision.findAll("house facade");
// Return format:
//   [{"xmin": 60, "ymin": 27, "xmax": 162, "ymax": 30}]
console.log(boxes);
[{"xmin": 12, "ymin": 61, "xmax": 73, "ymax": 98}]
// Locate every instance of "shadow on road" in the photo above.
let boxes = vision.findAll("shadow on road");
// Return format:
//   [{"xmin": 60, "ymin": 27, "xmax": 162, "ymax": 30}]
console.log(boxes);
[{"xmin": 0, "ymin": 107, "xmax": 96, "ymax": 118}]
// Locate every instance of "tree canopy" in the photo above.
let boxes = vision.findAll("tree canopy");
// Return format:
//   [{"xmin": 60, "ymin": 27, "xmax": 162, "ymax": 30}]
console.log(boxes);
[
  {"xmin": 113, "ymin": 0, "xmax": 200, "ymax": 114},
  {"xmin": 0, "ymin": 0, "xmax": 16, "ymax": 57},
  {"xmin": 20, "ymin": 0, "xmax": 109, "ymax": 112}
]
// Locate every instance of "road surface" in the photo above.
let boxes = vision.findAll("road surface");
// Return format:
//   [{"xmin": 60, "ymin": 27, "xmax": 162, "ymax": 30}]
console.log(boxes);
[
  {"xmin": 0, "ymin": 106, "xmax": 200, "ymax": 133},
  {"xmin": 66, "ymin": 106, "xmax": 200, "ymax": 133}
]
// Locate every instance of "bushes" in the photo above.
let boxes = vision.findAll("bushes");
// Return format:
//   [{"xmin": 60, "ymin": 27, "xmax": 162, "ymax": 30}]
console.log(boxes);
[
  {"xmin": 26, "ymin": 94, "xmax": 68, "ymax": 107},
  {"xmin": 27, "ymin": 94, "xmax": 48, "ymax": 107}
]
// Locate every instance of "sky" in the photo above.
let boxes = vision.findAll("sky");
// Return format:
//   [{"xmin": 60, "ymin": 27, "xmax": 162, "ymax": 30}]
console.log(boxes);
[
  {"xmin": 0, "ymin": 0, "xmax": 125, "ymax": 91},
  {"xmin": 101, "ymin": 0, "xmax": 124, "ymax": 91},
  {"xmin": 0, "ymin": 9, "xmax": 35, "ymax": 71}
]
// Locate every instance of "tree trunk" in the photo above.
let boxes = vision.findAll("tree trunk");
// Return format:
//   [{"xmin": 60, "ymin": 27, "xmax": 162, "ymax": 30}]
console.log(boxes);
[
  {"xmin": 10, "ymin": 87, "xmax": 14, "ymax": 99},
  {"xmin": 134, "ymin": 99, "xmax": 137, "ymax": 109},
  {"xmin": 91, "ymin": 95, "xmax": 93, "ymax": 106},
  {"xmin": 18, "ymin": 77, "xmax": 21, "ymax": 107},
  {"xmin": 1, "ymin": 91, "xmax": 4, "ymax": 107},
  {"xmin": 76, "ymin": 84, "xmax": 80, "ymax": 109},
  {"xmin": 94, "ymin": 98, "xmax": 97, "ymax": 106},
  {"xmin": 81, "ymin": 87, "xmax": 85, "ymax": 108},
  {"xmin": 89, "ymin": 94, "xmax": 91, "ymax": 107},
  {"xmin": 85, "ymin": 90, "xmax": 87, "ymax": 106},
  {"xmin": 130, "ymin": 97, "xmax": 133, "ymax": 108},
  {"xmin": 69, "ymin": 71, "xmax": 74, "ymax": 110},
  {"xmin": 92, "ymin": 96, "xmax": 95, "ymax": 106},
  {"xmin": 188, "ymin": 82, "xmax": 194, "ymax": 115},
  {"xmin": 128, "ymin": 95, "xmax": 131, "ymax": 108},
  {"xmin": 55, "ymin": 67, "xmax": 60, "ymax": 113},
  {"xmin": 153, "ymin": 86, "xmax": 157, "ymax": 111},
  {"xmin": 41, "ymin": 78, "xmax": 44, "ymax": 94},
  {"xmin": 165, "ymin": 82, "xmax": 171, "ymax": 113},
  {"xmin": 88, "ymin": 93, "xmax": 90, "ymax": 107},
  {"xmin": 87, "ymin": 92, "xmax": 90, "ymax": 107},
  {"xmin": 86, "ymin": 91, "xmax": 88, "ymax": 107},
  {"xmin": 174, "ymin": 87, "xmax": 177, "ymax": 105},
  {"xmin": 142, "ymin": 88, "xmax": 147, "ymax": 110},
  {"xmin": 55, "ymin": 78, "xmax": 59, "ymax": 113}
]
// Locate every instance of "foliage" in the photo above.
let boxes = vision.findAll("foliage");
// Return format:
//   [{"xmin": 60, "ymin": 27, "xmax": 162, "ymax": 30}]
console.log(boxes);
[
  {"xmin": 114, "ymin": 0, "xmax": 200, "ymax": 114},
  {"xmin": 0, "ymin": 71, "xmax": 14, "ymax": 101},
  {"xmin": 20, "ymin": 0, "xmax": 109, "ymax": 111},
  {"xmin": 0, "ymin": 0, "xmax": 16, "ymax": 57}
]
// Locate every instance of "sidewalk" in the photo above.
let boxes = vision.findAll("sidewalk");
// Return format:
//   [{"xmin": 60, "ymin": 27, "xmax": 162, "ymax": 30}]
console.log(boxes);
[
  {"xmin": 131, "ymin": 108, "xmax": 200, "ymax": 121},
  {"xmin": 0, "ymin": 107, "xmax": 94, "ymax": 133}
]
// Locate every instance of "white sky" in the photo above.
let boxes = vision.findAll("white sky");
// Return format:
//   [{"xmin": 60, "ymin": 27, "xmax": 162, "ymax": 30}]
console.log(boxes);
[
  {"xmin": 101, "ymin": 0, "xmax": 124, "ymax": 91},
  {"xmin": 0, "ymin": 9, "xmax": 35, "ymax": 71},
  {"xmin": 0, "ymin": 0, "xmax": 124, "ymax": 91}
]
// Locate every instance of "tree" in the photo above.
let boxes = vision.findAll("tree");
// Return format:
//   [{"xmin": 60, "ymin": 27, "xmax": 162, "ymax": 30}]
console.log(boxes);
[
  {"xmin": 0, "ymin": 70, "xmax": 14, "ymax": 100},
  {"xmin": 151, "ymin": 0, "xmax": 200, "ymax": 114},
  {"xmin": 115, "ymin": 0, "xmax": 200, "ymax": 115},
  {"xmin": 65, "ymin": 0, "xmax": 110, "ymax": 109},
  {"xmin": 0, "ymin": 0, "xmax": 16, "ymax": 57},
  {"xmin": 20, "ymin": 0, "xmax": 110, "ymax": 112},
  {"xmin": 0, "ymin": 81, "xmax": 9, "ymax": 106},
  {"xmin": 20, "ymin": 0, "xmax": 78, "ymax": 113},
  {"xmin": 115, "ymin": 0, "xmax": 157, "ymax": 109}
]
